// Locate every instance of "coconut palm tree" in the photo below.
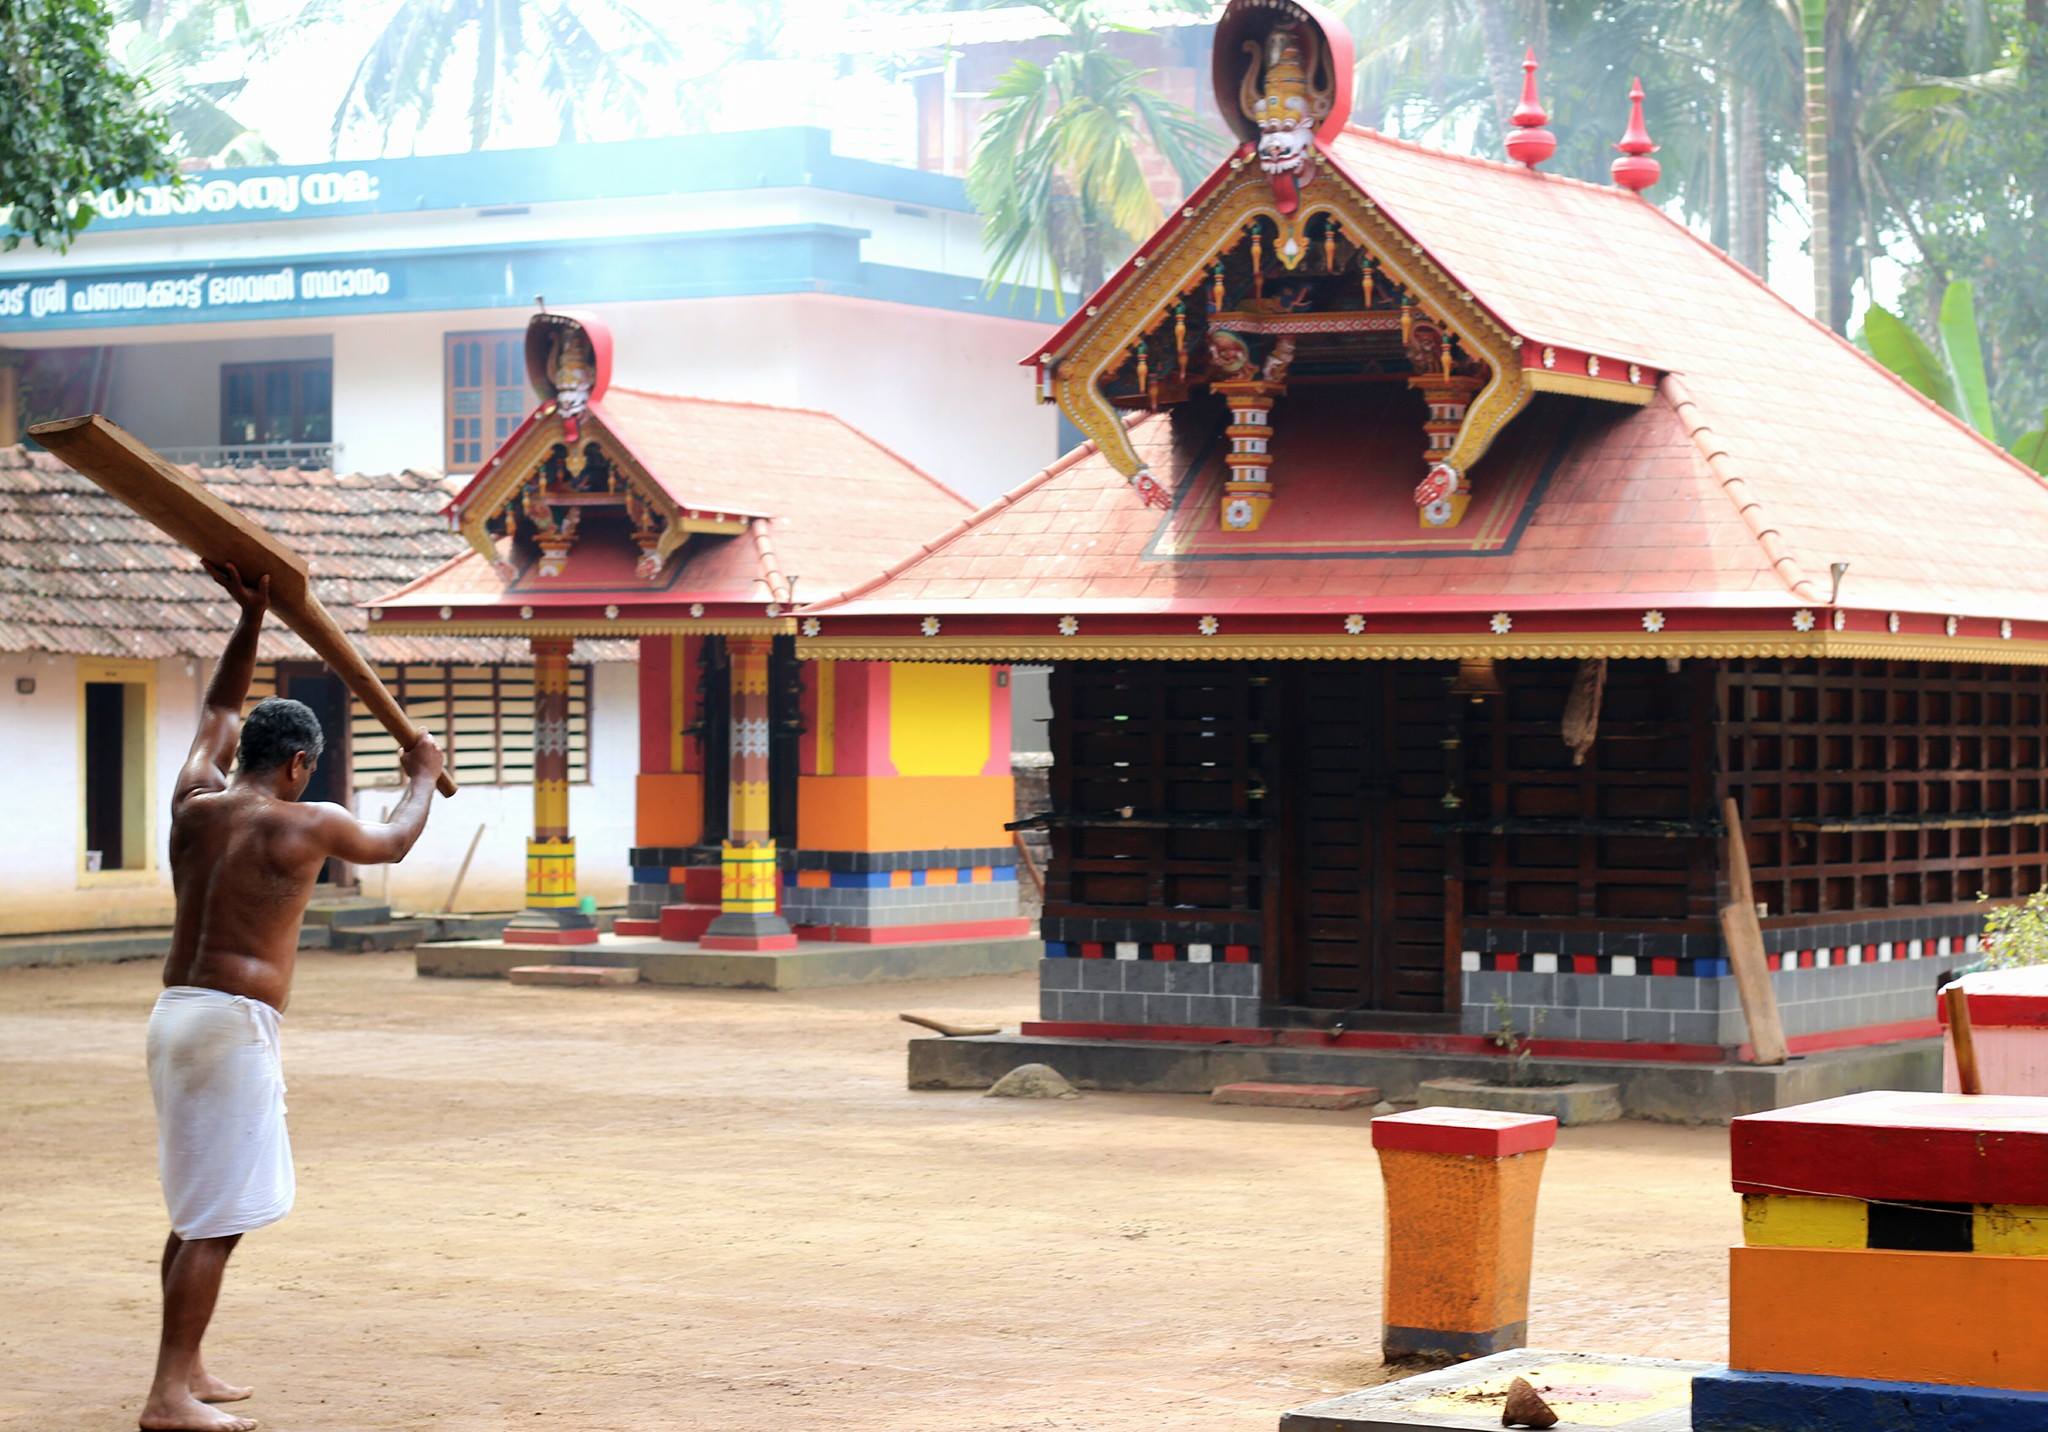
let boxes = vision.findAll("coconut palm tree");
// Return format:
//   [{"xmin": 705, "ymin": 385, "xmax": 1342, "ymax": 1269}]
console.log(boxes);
[
  {"xmin": 115, "ymin": 0, "xmax": 287, "ymax": 164},
  {"xmin": 965, "ymin": 0, "xmax": 1222, "ymax": 310},
  {"xmin": 309, "ymin": 0, "xmax": 682, "ymax": 155}
]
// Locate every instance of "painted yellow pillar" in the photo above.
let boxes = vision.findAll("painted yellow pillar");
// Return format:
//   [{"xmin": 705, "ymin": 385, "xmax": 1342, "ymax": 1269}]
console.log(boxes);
[{"xmin": 506, "ymin": 635, "xmax": 598, "ymax": 945}]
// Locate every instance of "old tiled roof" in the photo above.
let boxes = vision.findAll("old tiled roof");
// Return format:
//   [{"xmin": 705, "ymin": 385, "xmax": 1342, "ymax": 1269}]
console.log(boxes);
[
  {"xmin": 0, "ymin": 446, "xmax": 628, "ymax": 662},
  {"xmin": 818, "ymin": 124, "xmax": 2048, "ymax": 627},
  {"xmin": 374, "ymin": 389, "xmax": 974, "ymax": 618}
]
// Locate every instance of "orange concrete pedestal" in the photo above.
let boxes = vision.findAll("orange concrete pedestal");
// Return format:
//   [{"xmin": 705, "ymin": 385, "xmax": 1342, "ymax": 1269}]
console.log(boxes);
[{"xmin": 1372, "ymin": 1106, "xmax": 1558, "ymax": 1363}]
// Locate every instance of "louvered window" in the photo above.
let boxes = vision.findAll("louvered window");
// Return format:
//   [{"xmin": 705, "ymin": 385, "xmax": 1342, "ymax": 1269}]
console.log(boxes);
[{"xmin": 249, "ymin": 662, "xmax": 590, "ymax": 788}]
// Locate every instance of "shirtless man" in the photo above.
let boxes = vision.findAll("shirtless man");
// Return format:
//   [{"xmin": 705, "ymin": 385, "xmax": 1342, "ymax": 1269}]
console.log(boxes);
[{"xmin": 140, "ymin": 560, "xmax": 443, "ymax": 1432}]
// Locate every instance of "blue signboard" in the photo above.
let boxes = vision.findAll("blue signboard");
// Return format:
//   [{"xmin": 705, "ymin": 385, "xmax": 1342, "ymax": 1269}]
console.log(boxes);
[
  {"xmin": 0, "ymin": 227, "xmax": 1057, "ymax": 333},
  {"xmin": 75, "ymin": 127, "xmax": 973, "ymax": 232}
]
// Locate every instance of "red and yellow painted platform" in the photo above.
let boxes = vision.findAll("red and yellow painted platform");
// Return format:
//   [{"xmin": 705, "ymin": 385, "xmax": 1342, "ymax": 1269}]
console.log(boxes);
[{"xmin": 1693, "ymin": 1089, "xmax": 2048, "ymax": 1431}]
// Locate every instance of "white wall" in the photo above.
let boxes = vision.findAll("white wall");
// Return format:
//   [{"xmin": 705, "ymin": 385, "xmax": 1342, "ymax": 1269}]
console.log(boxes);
[
  {"xmin": 0, "ymin": 652, "xmax": 201, "ymax": 935},
  {"xmin": 352, "ymin": 661, "xmax": 639, "ymax": 914},
  {"xmin": 329, "ymin": 317, "xmax": 448, "ymax": 476},
  {"xmin": 0, "ymin": 654, "xmax": 637, "ymax": 933},
  {"xmin": 9, "ymin": 293, "xmax": 1059, "ymax": 500}
]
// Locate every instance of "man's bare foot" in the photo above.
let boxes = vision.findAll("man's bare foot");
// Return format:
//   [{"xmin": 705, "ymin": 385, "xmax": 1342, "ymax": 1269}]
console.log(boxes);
[
  {"xmin": 138, "ymin": 1388, "xmax": 258, "ymax": 1431},
  {"xmin": 191, "ymin": 1370, "xmax": 253, "ymax": 1404}
]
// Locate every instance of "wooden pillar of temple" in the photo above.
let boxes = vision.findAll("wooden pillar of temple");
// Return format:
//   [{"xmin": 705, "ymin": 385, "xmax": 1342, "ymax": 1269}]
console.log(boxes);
[
  {"xmin": 506, "ymin": 635, "xmax": 599, "ymax": 945},
  {"xmin": 701, "ymin": 634, "xmax": 796, "ymax": 950}
]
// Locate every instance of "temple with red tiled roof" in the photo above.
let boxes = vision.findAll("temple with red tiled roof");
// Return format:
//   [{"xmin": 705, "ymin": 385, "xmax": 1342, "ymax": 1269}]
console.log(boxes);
[
  {"xmin": 802, "ymin": 0, "xmax": 2048, "ymax": 1100},
  {"xmin": 371, "ymin": 308, "xmax": 1030, "ymax": 966}
]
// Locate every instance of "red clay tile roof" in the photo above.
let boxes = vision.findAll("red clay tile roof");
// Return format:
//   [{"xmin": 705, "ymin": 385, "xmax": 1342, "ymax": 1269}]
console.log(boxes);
[
  {"xmin": 0, "ymin": 446, "xmax": 627, "ymax": 662},
  {"xmin": 376, "ymin": 389, "xmax": 974, "ymax": 616},
  {"xmin": 822, "ymin": 125, "xmax": 2048, "ymax": 626}
]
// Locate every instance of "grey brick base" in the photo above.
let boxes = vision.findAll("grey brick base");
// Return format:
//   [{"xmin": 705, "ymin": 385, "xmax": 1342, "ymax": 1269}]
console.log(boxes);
[
  {"xmin": 780, "ymin": 881, "xmax": 1020, "ymax": 928},
  {"xmin": 1462, "ymin": 953, "xmax": 1966, "ymax": 1046},
  {"xmin": 1038, "ymin": 957, "xmax": 1260, "ymax": 1027}
]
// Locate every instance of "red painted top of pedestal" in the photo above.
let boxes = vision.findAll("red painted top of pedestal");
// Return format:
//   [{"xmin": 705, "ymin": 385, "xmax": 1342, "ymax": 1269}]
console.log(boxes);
[
  {"xmin": 1732, "ymin": 1089, "xmax": 2048, "ymax": 1205},
  {"xmin": 1939, "ymin": 967, "xmax": 2048, "ymax": 1028},
  {"xmin": 1372, "ymin": 1106, "xmax": 1558, "ymax": 1158}
]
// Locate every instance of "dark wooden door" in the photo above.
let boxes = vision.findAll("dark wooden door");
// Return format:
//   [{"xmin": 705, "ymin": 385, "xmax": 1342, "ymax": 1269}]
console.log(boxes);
[
  {"xmin": 278, "ymin": 663, "xmax": 353, "ymax": 886},
  {"xmin": 1280, "ymin": 665, "xmax": 1448, "ymax": 1012}
]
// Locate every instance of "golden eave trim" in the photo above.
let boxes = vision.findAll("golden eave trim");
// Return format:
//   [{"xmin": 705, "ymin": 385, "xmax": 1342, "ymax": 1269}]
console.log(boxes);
[
  {"xmin": 1526, "ymin": 371, "xmax": 1656, "ymax": 406},
  {"xmin": 374, "ymin": 618, "xmax": 793, "ymax": 639},
  {"xmin": 798, "ymin": 630, "xmax": 2048, "ymax": 666}
]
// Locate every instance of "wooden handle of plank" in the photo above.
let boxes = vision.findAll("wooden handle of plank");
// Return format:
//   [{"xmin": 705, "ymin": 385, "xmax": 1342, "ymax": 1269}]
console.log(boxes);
[
  {"xmin": 28, "ymin": 414, "xmax": 456, "ymax": 797},
  {"xmin": 1947, "ymin": 983, "xmax": 1983, "ymax": 1095},
  {"xmin": 1720, "ymin": 797, "xmax": 1787, "ymax": 1065}
]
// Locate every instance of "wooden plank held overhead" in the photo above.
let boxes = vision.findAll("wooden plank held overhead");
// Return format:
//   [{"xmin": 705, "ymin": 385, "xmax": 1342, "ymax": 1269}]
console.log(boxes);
[
  {"xmin": 1720, "ymin": 797, "xmax": 1785, "ymax": 1064},
  {"xmin": 27, "ymin": 413, "xmax": 457, "ymax": 797}
]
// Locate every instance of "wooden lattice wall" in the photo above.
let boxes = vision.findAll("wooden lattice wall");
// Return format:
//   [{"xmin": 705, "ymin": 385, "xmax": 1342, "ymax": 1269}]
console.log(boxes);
[{"xmin": 1719, "ymin": 659, "xmax": 2048, "ymax": 918}]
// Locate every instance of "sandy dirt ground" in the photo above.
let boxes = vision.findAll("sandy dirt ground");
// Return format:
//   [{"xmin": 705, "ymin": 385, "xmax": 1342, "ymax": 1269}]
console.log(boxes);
[{"xmin": 0, "ymin": 954, "xmax": 1735, "ymax": 1431}]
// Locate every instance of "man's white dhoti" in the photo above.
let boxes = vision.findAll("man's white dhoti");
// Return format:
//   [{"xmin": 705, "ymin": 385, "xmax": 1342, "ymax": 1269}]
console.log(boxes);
[{"xmin": 146, "ymin": 985, "xmax": 294, "ymax": 1240}]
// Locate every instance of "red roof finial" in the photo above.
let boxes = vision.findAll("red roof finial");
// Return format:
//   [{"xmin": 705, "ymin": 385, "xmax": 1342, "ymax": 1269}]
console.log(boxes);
[
  {"xmin": 1611, "ymin": 77, "xmax": 1661, "ymax": 194},
  {"xmin": 1504, "ymin": 48, "xmax": 1556, "ymax": 170}
]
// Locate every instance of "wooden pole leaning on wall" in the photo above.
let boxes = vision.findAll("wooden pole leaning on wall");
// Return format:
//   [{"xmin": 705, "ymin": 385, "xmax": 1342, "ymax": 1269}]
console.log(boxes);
[
  {"xmin": 28, "ymin": 414, "xmax": 456, "ymax": 797},
  {"xmin": 1946, "ymin": 984, "xmax": 1983, "ymax": 1095},
  {"xmin": 1720, "ymin": 797, "xmax": 1787, "ymax": 1065}
]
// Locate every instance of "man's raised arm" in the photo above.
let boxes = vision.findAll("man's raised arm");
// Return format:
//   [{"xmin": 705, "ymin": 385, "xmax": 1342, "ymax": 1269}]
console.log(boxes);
[
  {"xmin": 303, "ymin": 733, "xmax": 445, "ymax": 866},
  {"xmin": 173, "ymin": 562, "xmax": 270, "ymax": 813}
]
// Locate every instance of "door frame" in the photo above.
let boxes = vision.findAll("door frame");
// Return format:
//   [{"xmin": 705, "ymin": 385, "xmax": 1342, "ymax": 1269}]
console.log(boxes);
[{"xmin": 275, "ymin": 660, "xmax": 355, "ymax": 889}]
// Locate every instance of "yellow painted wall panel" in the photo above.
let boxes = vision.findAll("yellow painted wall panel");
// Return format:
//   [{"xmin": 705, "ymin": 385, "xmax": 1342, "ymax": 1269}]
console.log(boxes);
[
  {"xmin": 1741, "ymin": 1194, "xmax": 1867, "ymax": 1250},
  {"xmin": 888, "ymin": 663, "xmax": 990, "ymax": 777}
]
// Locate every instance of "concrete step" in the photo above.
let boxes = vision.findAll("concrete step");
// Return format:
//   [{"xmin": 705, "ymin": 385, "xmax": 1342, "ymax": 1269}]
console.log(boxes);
[
  {"xmin": 1210, "ymin": 1082, "xmax": 1381, "ymax": 1111},
  {"xmin": 304, "ymin": 897, "xmax": 391, "ymax": 929},
  {"xmin": 402, "ymin": 912, "xmax": 516, "ymax": 944},
  {"xmin": 658, "ymin": 902, "xmax": 720, "ymax": 943},
  {"xmin": 328, "ymin": 921, "xmax": 431, "ymax": 953},
  {"xmin": 507, "ymin": 964, "xmax": 642, "ymax": 988}
]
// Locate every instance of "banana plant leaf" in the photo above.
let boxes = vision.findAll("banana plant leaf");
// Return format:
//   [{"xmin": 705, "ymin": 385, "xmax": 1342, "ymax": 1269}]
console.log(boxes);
[
  {"xmin": 1938, "ymin": 280, "xmax": 2000, "ymax": 443},
  {"xmin": 1863, "ymin": 301, "xmax": 1957, "ymax": 416}
]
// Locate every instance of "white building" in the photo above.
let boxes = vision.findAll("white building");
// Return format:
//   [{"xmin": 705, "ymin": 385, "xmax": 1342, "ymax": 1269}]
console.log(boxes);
[
  {"xmin": 0, "ymin": 127, "xmax": 1061, "ymax": 500},
  {"xmin": 0, "ymin": 130, "xmax": 1062, "ymax": 935}
]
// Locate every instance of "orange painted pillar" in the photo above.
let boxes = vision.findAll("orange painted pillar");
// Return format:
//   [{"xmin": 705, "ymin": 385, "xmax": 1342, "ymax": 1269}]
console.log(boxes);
[{"xmin": 1371, "ymin": 1107, "xmax": 1557, "ymax": 1362}]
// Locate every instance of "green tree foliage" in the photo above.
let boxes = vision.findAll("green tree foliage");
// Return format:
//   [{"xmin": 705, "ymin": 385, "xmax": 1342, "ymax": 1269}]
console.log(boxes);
[
  {"xmin": 966, "ymin": 0, "xmax": 1223, "ymax": 310},
  {"xmin": 1864, "ymin": 280, "xmax": 2048, "ymax": 472},
  {"xmin": 309, "ymin": 0, "xmax": 682, "ymax": 154},
  {"xmin": 0, "ymin": 0, "xmax": 179, "ymax": 251},
  {"xmin": 1882, "ymin": 4, "xmax": 2048, "ymax": 447}
]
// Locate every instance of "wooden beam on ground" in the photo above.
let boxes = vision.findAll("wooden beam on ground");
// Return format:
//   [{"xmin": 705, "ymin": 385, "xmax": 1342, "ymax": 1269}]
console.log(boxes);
[
  {"xmin": 1720, "ymin": 797, "xmax": 1786, "ymax": 1065},
  {"xmin": 29, "ymin": 413, "xmax": 456, "ymax": 796}
]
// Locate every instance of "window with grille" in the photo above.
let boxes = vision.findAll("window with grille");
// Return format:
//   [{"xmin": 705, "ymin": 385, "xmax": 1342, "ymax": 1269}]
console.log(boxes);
[
  {"xmin": 249, "ymin": 662, "xmax": 590, "ymax": 788},
  {"xmin": 444, "ymin": 331, "xmax": 527, "ymax": 471}
]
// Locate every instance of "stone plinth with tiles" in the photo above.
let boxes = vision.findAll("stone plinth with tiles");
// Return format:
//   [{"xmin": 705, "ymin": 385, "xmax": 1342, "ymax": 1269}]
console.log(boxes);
[{"xmin": 1693, "ymin": 1090, "xmax": 2048, "ymax": 1431}]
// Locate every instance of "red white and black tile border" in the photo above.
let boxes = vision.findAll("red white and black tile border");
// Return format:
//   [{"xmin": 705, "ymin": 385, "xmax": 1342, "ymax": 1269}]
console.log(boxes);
[{"xmin": 1463, "ymin": 932, "xmax": 1982, "ymax": 978}]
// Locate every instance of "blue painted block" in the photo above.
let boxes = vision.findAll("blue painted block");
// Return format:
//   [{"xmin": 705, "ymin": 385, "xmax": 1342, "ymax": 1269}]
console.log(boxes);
[
  {"xmin": 911, "ymin": 869, "xmax": 927, "ymax": 886},
  {"xmin": 629, "ymin": 865, "xmax": 669, "ymax": 885},
  {"xmin": 990, "ymin": 866, "xmax": 1018, "ymax": 883},
  {"xmin": 842, "ymin": 871, "xmax": 893, "ymax": 889},
  {"xmin": 1044, "ymin": 941, "xmax": 1072, "ymax": 958},
  {"xmin": 1692, "ymin": 1368, "xmax": 2048, "ymax": 1432},
  {"xmin": 1695, "ymin": 958, "xmax": 1731, "ymax": 978}
]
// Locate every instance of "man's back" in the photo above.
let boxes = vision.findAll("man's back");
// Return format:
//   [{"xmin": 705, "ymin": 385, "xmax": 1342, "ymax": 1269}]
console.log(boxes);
[{"xmin": 166, "ymin": 785, "xmax": 325, "ymax": 1014}]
